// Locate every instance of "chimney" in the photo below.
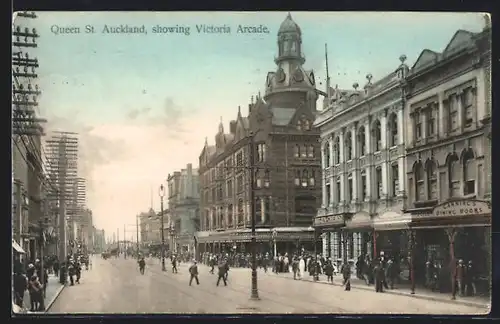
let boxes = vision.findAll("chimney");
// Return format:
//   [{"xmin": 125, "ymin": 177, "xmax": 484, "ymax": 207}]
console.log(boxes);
[{"xmin": 248, "ymin": 103, "xmax": 253, "ymax": 115}]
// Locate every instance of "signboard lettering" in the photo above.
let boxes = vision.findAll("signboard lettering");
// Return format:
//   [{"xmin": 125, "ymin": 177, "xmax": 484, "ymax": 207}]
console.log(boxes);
[
  {"xmin": 433, "ymin": 200, "xmax": 491, "ymax": 218},
  {"xmin": 314, "ymin": 214, "xmax": 344, "ymax": 226}
]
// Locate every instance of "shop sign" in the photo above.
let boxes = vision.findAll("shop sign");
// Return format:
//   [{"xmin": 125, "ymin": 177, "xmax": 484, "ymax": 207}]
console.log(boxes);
[
  {"xmin": 433, "ymin": 200, "xmax": 491, "ymax": 218},
  {"xmin": 313, "ymin": 214, "xmax": 344, "ymax": 227}
]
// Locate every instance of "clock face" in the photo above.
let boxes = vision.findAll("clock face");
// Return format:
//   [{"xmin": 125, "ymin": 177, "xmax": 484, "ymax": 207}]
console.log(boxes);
[
  {"xmin": 293, "ymin": 69, "xmax": 304, "ymax": 82},
  {"xmin": 277, "ymin": 68, "xmax": 285, "ymax": 83},
  {"xmin": 308, "ymin": 72, "xmax": 315, "ymax": 85}
]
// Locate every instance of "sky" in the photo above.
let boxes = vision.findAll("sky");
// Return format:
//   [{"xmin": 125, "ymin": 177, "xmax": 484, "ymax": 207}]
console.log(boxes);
[{"xmin": 14, "ymin": 11, "xmax": 485, "ymax": 240}]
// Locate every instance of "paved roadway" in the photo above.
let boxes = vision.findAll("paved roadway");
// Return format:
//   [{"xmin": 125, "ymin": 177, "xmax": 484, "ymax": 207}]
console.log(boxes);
[{"xmin": 48, "ymin": 256, "xmax": 489, "ymax": 314}]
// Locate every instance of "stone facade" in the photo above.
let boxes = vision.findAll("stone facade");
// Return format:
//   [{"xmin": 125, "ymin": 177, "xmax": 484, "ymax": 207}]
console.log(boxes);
[
  {"xmin": 197, "ymin": 14, "xmax": 321, "ymax": 254},
  {"xmin": 314, "ymin": 53, "xmax": 410, "ymax": 262},
  {"xmin": 167, "ymin": 163, "xmax": 200, "ymax": 253}
]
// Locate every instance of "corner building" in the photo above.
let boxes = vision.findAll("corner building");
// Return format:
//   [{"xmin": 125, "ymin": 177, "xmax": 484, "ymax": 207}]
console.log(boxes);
[
  {"xmin": 314, "ymin": 56, "xmax": 410, "ymax": 267},
  {"xmin": 404, "ymin": 26, "xmax": 491, "ymax": 295},
  {"xmin": 196, "ymin": 14, "xmax": 322, "ymax": 256}
]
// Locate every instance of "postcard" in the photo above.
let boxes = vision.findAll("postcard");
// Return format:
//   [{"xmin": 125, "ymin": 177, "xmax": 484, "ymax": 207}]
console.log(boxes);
[{"xmin": 12, "ymin": 11, "xmax": 491, "ymax": 315}]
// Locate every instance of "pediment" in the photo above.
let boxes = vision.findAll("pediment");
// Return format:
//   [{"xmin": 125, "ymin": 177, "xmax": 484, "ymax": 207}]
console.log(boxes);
[
  {"xmin": 411, "ymin": 49, "xmax": 440, "ymax": 71},
  {"xmin": 443, "ymin": 30, "xmax": 474, "ymax": 56}
]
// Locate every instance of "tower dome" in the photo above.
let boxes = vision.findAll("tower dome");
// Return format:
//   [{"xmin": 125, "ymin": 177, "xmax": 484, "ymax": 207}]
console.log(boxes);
[{"xmin": 278, "ymin": 12, "xmax": 301, "ymax": 35}]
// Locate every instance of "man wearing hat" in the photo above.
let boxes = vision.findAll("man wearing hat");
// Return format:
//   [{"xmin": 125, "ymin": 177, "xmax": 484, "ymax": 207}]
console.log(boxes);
[{"xmin": 188, "ymin": 260, "xmax": 200, "ymax": 286}]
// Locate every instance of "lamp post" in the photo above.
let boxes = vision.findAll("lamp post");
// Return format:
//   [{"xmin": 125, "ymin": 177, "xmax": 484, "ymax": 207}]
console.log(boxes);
[
  {"xmin": 159, "ymin": 184, "xmax": 167, "ymax": 271},
  {"xmin": 248, "ymin": 131, "xmax": 260, "ymax": 300}
]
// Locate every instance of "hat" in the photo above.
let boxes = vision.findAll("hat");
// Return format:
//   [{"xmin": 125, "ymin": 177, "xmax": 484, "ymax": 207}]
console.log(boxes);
[{"xmin": 28, "ymin": 264, "xmax": 34, "ymax": 269}]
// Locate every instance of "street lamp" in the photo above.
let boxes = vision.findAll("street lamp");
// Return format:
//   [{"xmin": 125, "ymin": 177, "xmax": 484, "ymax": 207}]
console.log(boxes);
[
  {"xmin": 158, "ymin": 184, "xmax": 166, "ymax": 271},
  {"xmin": 248, "ymin": 131, "xmax": 260, "ymax": 300}
]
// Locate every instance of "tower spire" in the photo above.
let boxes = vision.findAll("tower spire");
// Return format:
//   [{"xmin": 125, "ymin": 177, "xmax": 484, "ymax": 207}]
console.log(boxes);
[{"xmin": 325, "ymin": 43, "xmax": 331, "ymax": 103}]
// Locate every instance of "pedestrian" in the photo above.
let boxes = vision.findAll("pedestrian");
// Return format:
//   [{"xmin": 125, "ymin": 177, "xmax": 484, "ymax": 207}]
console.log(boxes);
[
  {"xmin": 68, "ymin": 259, "xmax": 75, "ymax": 286},
  {"xmin": 216, "ymin": 259, "xmax": 228, "ymax": 287},
  {"xmin": 324, "ymin": 259, "xmax": 334, "ymax": 283},
  {"xmin": 28, "ymin": 275, "xmax": 43, "ymax": 311},
  {"xmin": 189, "ymin": 260, "xmax": 200, "ymax": 286},
  {"xmin": 374, "ymin": 261, "xmax": 385, "ymax": 293},
  {"xmin": 209, "ymin": 256, "xmax": 215, "ymax": 274},
  {"xmin": 172, "ymin": 256, "xmax": 178, "ymax": 274},
  {"xmin": 298, "ymin": 256, "xmax": 305, "ymax": 279},
  {"xmin": 14, "ymin": 271, "xmax": 28, "ymax": 308},
  {"xmin": 53, "ymin": 258, "xmax": 60, "ymax": 277},
  {"xmin": 292, "ymin": 258, "xmax": 299, "ymax": 280},
  {"xmin": 138, "ymin": 257, "xmax": 146, "ymax": 275},
  {"xmin": 341, "ymin": 261, "xmax": 351, "ymax": 291},
  {"xmin": 465, "ymin": 260, "xmax": 477, "ymax": 296}
]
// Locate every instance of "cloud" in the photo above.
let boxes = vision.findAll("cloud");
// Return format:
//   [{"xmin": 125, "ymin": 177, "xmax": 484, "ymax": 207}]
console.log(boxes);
[{"xmin": 127, "ymin": 106, "xmax": 151, "ymax": 120}]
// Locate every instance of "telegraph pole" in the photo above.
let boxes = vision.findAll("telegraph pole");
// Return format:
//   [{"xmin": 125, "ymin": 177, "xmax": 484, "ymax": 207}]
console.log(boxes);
[
  {"xmin": 123, "ymin": 224, "xmax": 127, "ymax": 259},
  {"xmin": 136, "ymin": 215, "xmax": 140, "ymax": 258},
  {"xmin": 117, "ymin": 228, "xmax": 120, "ymax": 257}
]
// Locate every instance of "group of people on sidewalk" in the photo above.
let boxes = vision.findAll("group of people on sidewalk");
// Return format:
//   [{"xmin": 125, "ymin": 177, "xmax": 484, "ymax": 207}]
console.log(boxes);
[{"xmin": 13, "ymin": 258, "xmax": 50, "ymax": 312}]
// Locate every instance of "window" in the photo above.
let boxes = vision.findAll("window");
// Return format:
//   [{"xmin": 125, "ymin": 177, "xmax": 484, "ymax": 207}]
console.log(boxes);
[
  {"xmin": 301, "ymin": 145, "xmax": 307, "ymax": 158},
  {"xmin": 463, "ymin": 88, "xmax": 475, "ymax": 127},
  {"xmin": 336, "ymin": 177, "xmax": 341, "ymax": 202},
  {"xmin": 301, "ymin": 169, "xmax": 308, "ymax": 187},
  {"xmin": 415, "ymin": 163, "xmax": 425, "ymax": 201},
  {"xmin": 309, "ymin": 170, "xmax": 315, "ymax": 186},
  {"xmin": 264, "ymin": 169, "xmax": 270, "ymax": 188},
  {"xmin": 219, "ymin": 206, "xmax": 225, "ymax": 228},
  {"xmin": 255, "ymin": 170, "xmax": 262, "ymax": 188},
  {"xmin": 324, "ymin": 142, "xmax": 330, "ymax": 168},
  {"xmin": 211, "ymin": 188, "xmax": 216, "ymax": 202},
  {"xmin": 463, "ymin": 150, "xmax": 475, "ymax": 195},
  {"xmin": 325, "ymin": 183, "xmax": 331, "ymax": 206},
  {"xmin": 389, "ymin": 113, "xmax": 398, "ymax": 147},
  {"xmin": 255, "ymin": 198, "xmax": 262, "ymax": 223},
  {"xmin": 257, "ymin": 143, "xmax": 266, "ymax": 162},
  {"xmin": 347, "ymin": 173, "xmax": 353, "ymax": 202},
  {"xmin": 376, "ymin": 167, "xmax": 383, "ymax": 199},
  {"xmin": 303, "ymin": 120, "xmax": 311, "ymax": 131},
  {"xmin": 373, "ymin": 120, "xmax": 382, "ymax": 151},
  {"xmin": 392, "ymin": 163, "xmax": 399, "ymax": 197},
  {"xmin": 297, "ymin": 120, "xmax": 302, "ymax": 131},
  {"xmin": 358, "ymin": 127, "xmax": 366, "ymax": 156},
  {"xmin": 428, "ymin": 106, "xmax": 437, "ymax": 136},
  {"xmin": 294, "ymin": 144, "xmax": 300, "ymax": 158},
  {"xmin": 227, "ymin": 180, "xmax": 233, "ymax": 198},
  {"xmin": 264, "ymin": 198, "xmax": 271, "ymax": 223},
  {"xmin": 334, "ymin": 137, "xmax": 340, "ymax": 164},
  {"xmin": 448, "ymin": 95, "xmax": 458, "ymax": 131},
  {"xmin": 227, "ymin": 204, "xmax": 233, "ymax": 227},
  {"xmin": 361, "ymin": 171, "xmax": 367, "ymax": 201},
  {"xmin": 427, "ymin": 160, "xmax": 437, "ymax": 200},
  {"xmin": 345, "ymin": 132, "xmax": 352, "ymax": 160},
  {"xmin": 307, "ymin": 144, "xmax": 314, "ymax": 158},
  {"xmin": 236, "ymin": 152, "xmax": 243, "ymax": 167},
  {"xmin": 448, "ymin": 157, "xmax": 461, "ymax": 197},
  {"xmin": 237, "ymin": 199, "xmax": 244, "ymax": 224},
  {"xmin": 217, "ymin": 184, "xmax": 223, "ymax": 200},
  {"xmin": 294, "ymin": 170, "xmax": 300, "ymax": 186},
  {"xmin": 236, "ymin": 175, "xmax": 243, "ymax": 193},
  {"xmin": 415, "ymin": 113, "xmax": 422, "ymax": 140}
]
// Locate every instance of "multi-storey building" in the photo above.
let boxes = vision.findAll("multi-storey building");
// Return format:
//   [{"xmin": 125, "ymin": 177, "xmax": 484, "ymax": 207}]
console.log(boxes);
[
  {"xmin": 12, "ymin": 11, "xmax": 46, "ymax": 261},
  {"xmin": 314, "ymin": 55, "xmax": 410, "ymax": 266},
  {"xmin": 196, "ymin": 13, "xmax": 321, "ymax": 256},
  {"xmin": 167, "ymin": 163, "xmax": 200, "ymax": 254},
  {"xmin": 139, "ymin": 208, "xmax": 172, "ymax": 252},
  {"xmin": 404, "ymin": 25, "xmax": 491, "ymax": 294}
]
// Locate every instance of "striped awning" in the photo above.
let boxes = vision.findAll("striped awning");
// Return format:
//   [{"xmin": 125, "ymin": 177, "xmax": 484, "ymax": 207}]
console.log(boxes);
[{"xmin": 12, "ymin": 240, "xmax": 26, "ymax": 254}]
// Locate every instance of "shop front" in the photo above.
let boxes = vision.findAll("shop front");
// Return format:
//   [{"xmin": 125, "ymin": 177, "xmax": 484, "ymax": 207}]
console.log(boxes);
[
  {"xmin": 313, "ymin": 212, "xmax": 347, "ymax": 263},
  {"xmin": 407, "ymin": 199, "xmax": 492, "ymax": 297}
]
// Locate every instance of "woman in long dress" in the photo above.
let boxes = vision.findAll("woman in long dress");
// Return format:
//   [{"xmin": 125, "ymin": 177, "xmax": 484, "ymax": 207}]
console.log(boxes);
[{"xmin": 298, "ymin": 256, "xmax": 306, "ymax": 279}]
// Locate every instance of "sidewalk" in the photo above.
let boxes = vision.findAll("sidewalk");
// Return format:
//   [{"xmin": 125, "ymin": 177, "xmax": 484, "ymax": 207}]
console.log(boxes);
[
  {"xmin": 19, "ymin": 274, "xmax": 65, "ymax": 314},
  {"xmin": 266, "ymin": 269, "xmax": 490, "ymax": 308}
]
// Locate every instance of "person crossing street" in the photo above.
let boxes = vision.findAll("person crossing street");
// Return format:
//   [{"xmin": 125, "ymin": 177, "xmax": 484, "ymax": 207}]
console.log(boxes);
[
  {"xmin": 189, "ymin": 260, "xmax": 200, "ymax": 286},
  {"xmin": 138, "ymin": 257, "xmax": 146, "ymax": 275},
  {"xmin": 216, "ymin": 259, "xmax": 228, "ymax": 287}
]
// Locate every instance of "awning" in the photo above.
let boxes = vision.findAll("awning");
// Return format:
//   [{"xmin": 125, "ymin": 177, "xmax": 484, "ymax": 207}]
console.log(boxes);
[
  {"xmin": 373, "ymin": 211, "xmax": 412, "ymax": 231},
  {"xmin": 12, "ymin": 240, "xmax": 26, "ymax": 254}
]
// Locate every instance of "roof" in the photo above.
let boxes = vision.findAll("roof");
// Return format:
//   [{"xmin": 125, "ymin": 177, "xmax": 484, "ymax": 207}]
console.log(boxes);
[
  {"xmin": 271, "ymin": 107, "xmax": 296, "ymax": 126},
  {"xmin": 278, "ymin": 13, "xmax": 301, "ymax": 35}
]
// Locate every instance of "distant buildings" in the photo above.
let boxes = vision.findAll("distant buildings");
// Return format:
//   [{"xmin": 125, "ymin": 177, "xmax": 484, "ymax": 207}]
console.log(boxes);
[
  {"xmin": 167, "ymin": 163, "xmax": 200, "ymax": 253},
  {"xmin": 196, "ymin": 13, "xmax": 321, "ymax": 256}
]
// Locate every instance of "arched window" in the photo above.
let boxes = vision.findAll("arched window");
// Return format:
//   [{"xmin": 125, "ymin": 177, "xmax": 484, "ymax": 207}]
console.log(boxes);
[
  {"xmin": 463, "ymin": 150, "xmax": 475, "ymax": 195},
  {"xmin": 303, "ymin": 119, "xmax": 311, "ymax": 131},
  {"xmin": 309, "ymin": 170, "xmax": 316, "ymax": 186},
  {"xmin": 301, "ymin": 169, "xmax": 308, "ymax": 187},
  {"xmin": 237, "ymin": 199, "xmax": 244, "ymax": 224},
  {"xmin": 345, "ymin": 131, "xmax": 352, "ymax": 161},
  {"xmin": 415, "ymin": 163, "xmax": 425, "ymax": 201},
  {"xmin": 333, "ymin": 136, "xmax": 340, "ymax": 164},
  {"xmin": 448, "ymin": 155, "xmax": 460, "ymax": 197},
  {"xmin": 426, "ymin": 160, "xmax": 437, "ymax": 200},
  {"xmin": 301, "ymin": 144, "xmax": 307, "ymax": 157},
  {"xmin": 347, "ymin": 173, "xmax": 353, "ymax": 201},
  {"xmin": 373, "ymin": 120, "xmax": 382, "ymax": 151},
  {"xmin": 296, "ymin": 120, "xmax": 302, "ymax": 131},
  {"xmin": 389, "ymin": 113, "xmax": 398, "ymax": 147},
  {"xmin": 376, "ymin": 166, "xmax": 383, "ymax": 199},
  {"xmin": 358, "ymin": 126, "xmax": 366, "ymax": 156},
  {"xmin": 307, "ymin": 144, "xmax": 314, "ymax": 158},
  {"xmin": 323, "ymin": 142, "xmax": 331, "ymax": 168},
  {"xmin": 294, "ymin": 144, "xmax": 300, "ymax": 158},
  {"xmin": 219, "ymin": 206, "xmax": 224, "ymax": 228},
  {"xmin": 360, "ymin": 170, "xmax": 367, "ymax": 201}
]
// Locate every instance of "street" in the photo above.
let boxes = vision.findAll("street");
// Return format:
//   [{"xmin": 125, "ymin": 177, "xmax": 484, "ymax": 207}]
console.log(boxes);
[{"xmin": 47, "ymin": 256, "xmax": 489, "ymax": 314}]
